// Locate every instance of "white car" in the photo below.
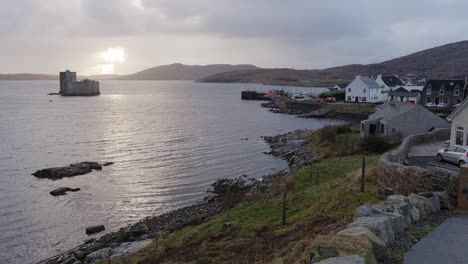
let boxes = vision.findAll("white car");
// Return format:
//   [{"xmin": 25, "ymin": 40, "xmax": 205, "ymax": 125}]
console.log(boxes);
[
  {"xmin": 425, "ymin": 102, "xmax": 436, "ymax": 107},
  {"xmin": 454, "ymin": 103, "xmax": 462, "ymax": 108},
  {"xmin": 437, "ymin": 145, "xmax": 468, "ymax": 166},
  {"xmin": 436, "ymin": 102, "xmax": 447, "ymax": 108}
]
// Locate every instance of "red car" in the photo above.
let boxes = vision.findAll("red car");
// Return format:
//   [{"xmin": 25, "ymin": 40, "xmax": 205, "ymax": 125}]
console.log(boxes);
[
  {"xmin": 315, "ymin": 98, "xmax": 325, "ymax": 103},
  {"xmin": 324, "ymin": 97, "xmax": 336, "ymax": 102}
]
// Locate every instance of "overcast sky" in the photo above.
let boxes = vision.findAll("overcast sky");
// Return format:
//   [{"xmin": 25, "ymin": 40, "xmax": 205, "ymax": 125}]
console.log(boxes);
[{"xmin": 1, "ymin": 0, "xmax": 468, "ymax": 75}]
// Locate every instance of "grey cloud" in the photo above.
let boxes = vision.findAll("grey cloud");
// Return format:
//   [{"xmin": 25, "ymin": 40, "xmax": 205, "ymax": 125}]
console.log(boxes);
[{"xmin": 1, "ymin": 0, "xmax": 468, "ymax": 73}]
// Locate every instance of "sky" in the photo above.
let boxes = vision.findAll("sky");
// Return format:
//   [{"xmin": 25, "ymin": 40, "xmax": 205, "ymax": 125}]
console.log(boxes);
[{"xmin": 1, "ymin": 0, "xmax": 468, "ymax": 75}]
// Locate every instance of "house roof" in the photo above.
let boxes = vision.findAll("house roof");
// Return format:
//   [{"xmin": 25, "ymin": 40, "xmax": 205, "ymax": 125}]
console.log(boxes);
[
  {"xmin": 366, "ymin": 102, "xmax": 422, "ymax": 123},
  {"xmin": 359, "ymin": 76, "xmax": 381, "ymax": 89},
  {"xmin": 389, "ymin": 87, "xmax": 421, "ymax": 97},
  {"xmin": 381, "ymin": 75, "xmax": 404, "ymax": 87},
  {"xmin": 447, "ymin": 97, "xmax": 468, "ymax": 121},
  {"xmin": 424, "ymin": 79, "xmax": 465, "ymax": 91}
]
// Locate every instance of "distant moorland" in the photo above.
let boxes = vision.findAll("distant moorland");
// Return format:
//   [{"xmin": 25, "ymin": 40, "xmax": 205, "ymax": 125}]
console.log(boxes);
[{"xmin": 3, "ymin": 41, "xmax": 468, "ymax": 86}]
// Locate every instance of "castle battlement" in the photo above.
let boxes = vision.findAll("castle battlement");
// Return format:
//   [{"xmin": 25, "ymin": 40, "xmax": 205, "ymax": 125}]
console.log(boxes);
[{"xmin": 59, "ymin": 70, "xmax": 100, "ymax": 96}]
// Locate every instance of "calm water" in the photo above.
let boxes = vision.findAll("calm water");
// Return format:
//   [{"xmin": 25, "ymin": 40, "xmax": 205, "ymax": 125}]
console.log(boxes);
[{"xmin": 0, "ymin": 81, "xmax": 342, "ymax": 264}]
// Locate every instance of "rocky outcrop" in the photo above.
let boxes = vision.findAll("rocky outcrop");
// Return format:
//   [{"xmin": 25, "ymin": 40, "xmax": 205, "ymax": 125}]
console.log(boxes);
[
  {"xmin": 32, "ymin": 162, "xmax": 103, "ymax": 179},
  {"xmin": 263, "ymin": 130, "xmax": 318, "ymax": 170},
  {"xmin": 309, "ymin": 191, "xmax": 449, "ymax": 263},
  {"xmin": 86, "ymin": 225, "xmax": 105, "ymax": 235},
  {"xmin": 50, "ymin": 187, "xmax": 80, "ymax": 196}
]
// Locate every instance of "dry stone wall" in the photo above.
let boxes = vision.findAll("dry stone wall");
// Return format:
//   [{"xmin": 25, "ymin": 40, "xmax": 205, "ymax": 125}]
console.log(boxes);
[{"xmin": 377, "ymin": 129, "xmax": 458, "ymax": 202}]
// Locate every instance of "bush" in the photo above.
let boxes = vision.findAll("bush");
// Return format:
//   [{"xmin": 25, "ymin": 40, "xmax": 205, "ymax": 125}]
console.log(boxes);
[
  {"xmin": 318, "ymin": 90, "xmax": 345, "ymax": 100},
  {"xmin": 336, "ymin": 125, "xmax": 353, "ymax": 135},
  {"xmin": 360, "ymin": 136, "xmax": 392, "ymax": 154},
  {"xmin": 318, "ymin": 126, "xmax": 337, "ymax": 143}
]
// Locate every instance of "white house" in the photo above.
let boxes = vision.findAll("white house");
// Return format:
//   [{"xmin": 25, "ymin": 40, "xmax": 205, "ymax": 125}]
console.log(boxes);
[
  {"xmin": 345, "ymin": 75, "xmax": 384, "ymax": 103},
  {"xmin": 447, "ymin": 98, "xmax": 468, "ymax": 147}
]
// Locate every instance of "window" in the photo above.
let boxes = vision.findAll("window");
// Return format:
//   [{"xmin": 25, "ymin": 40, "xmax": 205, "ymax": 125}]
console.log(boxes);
[
  {"xmin": 363, "ymin": 88, "xmax": 366, "ymax": 93},
  {"xmin": 448, "ymin": 146, "xmax": 457, "ymax": 152},
  {"xmin": 456, "ymin": 147, "xmax": 467, "ymax": 153},
  {"xmin": 380, "ymin": 124, "xmax": 384, "ymax": 134},
  {"xmin": 440, "ymin": 89, "xmax": 445, "ymax": 95},
  {"xmin": 362, "ymin": 97, "xmax": 367, "ymax": 101},
  {"xmin": 444, "ymin": 98, "xmax": 448, "ymax": 104},
  {"xmin": 427, "ymin": 97, "xmax": 432, "ymax": 103},
  {"xmin": 427, "ymin": 85, "xmax": 432, "ymax": 95},
  {"xmin": 454, "ymin": 88, "xmax": 460, "ymax": 96},
  {"xmin": 456, "ymin": 126, "xmax": 464, "ymax": 145},
  {"xmin": 347, "ymin": 96, "xmax": 351, "ymax": 101},
  {"xmin": 348, "ymin": 88, "xmax": 351, "ymax": 92}
]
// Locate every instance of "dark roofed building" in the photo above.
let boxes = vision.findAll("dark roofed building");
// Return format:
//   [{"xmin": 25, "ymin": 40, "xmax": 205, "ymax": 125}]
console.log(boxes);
[
  {"xmin": 388, "ymin": 87, "xmax": 421, "ymax": 104},
  {"xmin": 360, "ymin": 102, "xmax": 449, "ymax": 141},
  {"xmin": 421, "ymin": 79, "xmax": 467, "ymax": 106},
  {"xmin": 376, "ymin": 75, "xmax": 404, "ymax": 93}
]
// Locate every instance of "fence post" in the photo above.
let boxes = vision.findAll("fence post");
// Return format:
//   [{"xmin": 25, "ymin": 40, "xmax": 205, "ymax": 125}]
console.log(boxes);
[
  {"xmin": 282, "ymin": 183, "xmax": 288, "ymax": 225},
  {"xmin": 226, "ymin": 186, "xmax": 231, "ymax": 222},
  {"xmin": 316, "ymin": 170, "xmax": 320, "ymax": 186},
  {"xmin": 361, "ymin": 152, "xmax": 367, "ymax": 192}
]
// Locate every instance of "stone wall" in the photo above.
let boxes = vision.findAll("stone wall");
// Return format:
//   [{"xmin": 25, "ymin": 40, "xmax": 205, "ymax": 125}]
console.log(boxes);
[
  {"xmin": 377, "ymin": 128, "xmax": 458, "ymax": 202},
  {"xmin": 311, "ymin": 192, "xmax": 450, "ymax": 264}
]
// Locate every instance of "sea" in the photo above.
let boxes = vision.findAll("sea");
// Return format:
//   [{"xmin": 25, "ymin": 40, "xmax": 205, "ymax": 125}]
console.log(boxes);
[{"xmin": 0, "ymin": 81, "xmax": 344, "ymax": 264}]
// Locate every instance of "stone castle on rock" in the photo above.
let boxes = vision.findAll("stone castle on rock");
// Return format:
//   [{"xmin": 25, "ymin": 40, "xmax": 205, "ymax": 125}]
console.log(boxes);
[{"xmin": 59, "ymin": 70, "xmax": 100, "ymax": 96}]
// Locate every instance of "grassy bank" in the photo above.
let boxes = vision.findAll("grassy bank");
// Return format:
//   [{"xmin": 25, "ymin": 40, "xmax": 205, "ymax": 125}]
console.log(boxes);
[{"xmin": 103, "ymin": 133, "xmax": 381, "ymax": 263}]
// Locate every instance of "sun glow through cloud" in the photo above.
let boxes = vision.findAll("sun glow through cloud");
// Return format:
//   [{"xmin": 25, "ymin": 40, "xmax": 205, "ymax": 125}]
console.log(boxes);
[
  {"xmin": 91, "ymin": 47, "xmax": 126, "ymax": 74},
  {"xmin": 100, "ymin": 48, "xmax": 125, "ymax": 63}
]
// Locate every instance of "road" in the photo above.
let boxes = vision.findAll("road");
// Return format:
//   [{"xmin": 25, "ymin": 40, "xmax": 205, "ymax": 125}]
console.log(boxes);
[
  {"xmin": 407, "ymin": 141, "xmax": 459, "ymax": 172},
  {"xmin": 404, "ymin": 216, "xmax": 468, "ymax": 264}
]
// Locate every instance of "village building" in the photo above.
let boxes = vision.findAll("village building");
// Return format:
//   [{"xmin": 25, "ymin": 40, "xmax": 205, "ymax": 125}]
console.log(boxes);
[
  {"xmin": 59, "ymin": 70, "xmax": 100, "ymax": 96},
  {"xmin": 388, "ymin": 87, "xmax": 421, "ymax": 104},
  {"xmin": 360, "ymin": 102, "xmax": 449, "ymax": 140},
  {"xmin": 421, "ymin": 79, "xmax": 467, "ymax": 106},
  {"xmin": 345, "ymin": 75, "xmax": 384, "ymax": 103},
  {"xmin": 375, "ymin": 75, "xmax": 405, "ymax": 93},
  {"xmin": 447, "ymin": 97, "xmax": 468, "ymax": 147}
]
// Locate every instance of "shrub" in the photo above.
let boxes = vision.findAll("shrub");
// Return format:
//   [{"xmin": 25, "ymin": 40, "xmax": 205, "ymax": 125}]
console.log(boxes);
[
  {"xmin": 360, "ymin": 136, "xmax": 392, "ymax": 154},
  {"xmin": 318, "ymin": 90, "xmax": 345, "ymax": 100},
  {"xmin": 318, "ymin": 126, "xmax": 337, "ymax": 143},
  {"xmin": 336, "ymin": 125, "xmax": 353, "ymax": 135}
]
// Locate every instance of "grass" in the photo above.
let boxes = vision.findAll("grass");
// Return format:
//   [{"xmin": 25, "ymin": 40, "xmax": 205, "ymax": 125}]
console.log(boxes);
[{"xmin": 103, "ymin": 152, "xmax": 381, "ymax": 264}]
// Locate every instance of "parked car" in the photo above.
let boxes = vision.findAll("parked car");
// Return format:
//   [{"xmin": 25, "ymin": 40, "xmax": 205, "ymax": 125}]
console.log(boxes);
[
  {"xmin": 425, "ymin": 102, "xmax": 436, "ymax": 107},
  {"xmin": 454, "ymin": 103, "xmax": 462, "ymax": 108},
  {"xmin": 315, "ymin": 98, "xmax": 325, "ymax": 103},
  {"xmin": 437, "ymin": 145, "xmax": 468, "ymax": 166},
  {"xmin": 324, "ymin": 97, "xmax": 336, "ymax": 102},
  {"xmin": 436, "ymin": 102, "xmax": 447, "ymax": 108}
]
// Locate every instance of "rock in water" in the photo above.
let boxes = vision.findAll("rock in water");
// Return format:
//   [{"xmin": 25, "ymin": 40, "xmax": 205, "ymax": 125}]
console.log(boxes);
[
  {"xmin": 102, "ymin": 162, "xmax": 114, "ymax": 166},
  {"xmin": 32, "ymin": 162, "xmax": 102, "ymax": 179},
  {"xmin": 86, "ymin": 225, "xmax": 105, "ymax": 235},
  {"xmin": 50, "ymin": 187, "xmax": 80, "ymax": 196}
]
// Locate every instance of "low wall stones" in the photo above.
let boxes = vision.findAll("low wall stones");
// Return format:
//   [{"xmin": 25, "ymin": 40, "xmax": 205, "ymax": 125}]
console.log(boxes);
[
  {"xmin": 311, "ymin": 192, "xmax": 447, "ymax": 264},
  {"xmin": 377, "ymin": 129, "xmax": 458, "ymax": 203}
]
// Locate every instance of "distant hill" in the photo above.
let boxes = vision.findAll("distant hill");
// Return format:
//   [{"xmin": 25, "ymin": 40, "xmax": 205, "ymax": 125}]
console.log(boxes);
[
  {"xmin": 199, "ymin": 40, "xmax": 468, "ymax": 85},
  {"xmin": 117, "ymin": 63, "xmax": 259, "ymax": 80},
  {"xmin": 0, "ymin": 74, "xmax": 57, "ymax": 80},
  {"xmin": 0, "ymin": 64, "xmax": 258, "ymax": 81},
  {"xmin": 85, "ymin": 74, "xmax": 122, "ymax": 80}
]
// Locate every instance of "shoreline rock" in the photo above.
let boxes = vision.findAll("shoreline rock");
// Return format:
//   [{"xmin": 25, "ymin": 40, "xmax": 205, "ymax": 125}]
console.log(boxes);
[
  {"xmin": 50, "ymin": 187, "xmax": 80, "ymax": 196},
  {"xmin": 86, "ymin": 225, "xmax": 105, "ymax": 235},
  {"xmin": 263, "ymin": 129, "xmax": 318, "ymax": 170},
  {"xmin": 32, "ymin": 162, "xmax": 103, "ymax": 179}
]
